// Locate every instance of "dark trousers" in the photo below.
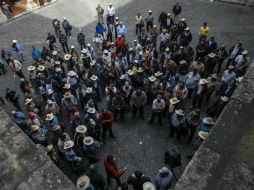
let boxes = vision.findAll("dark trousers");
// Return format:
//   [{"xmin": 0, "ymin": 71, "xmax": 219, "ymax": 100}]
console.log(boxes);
[
  {"xmin": 107, "ymin": 15, "xmax": 114, "ymax": 24},
  {"xmin": 187, "ymin": 88, "xmax": 194, "ymax": 98},
  {"xmin": 0, "ymin": 64, "xmax": 7, "ymax": 75},
  {"xmin": 102, "ymin": 127, "xmax": 114, "ymax": 141},
  {"xmin": 132, "ymin": 105, "xmax": 144, "ymax": 119},
  {"xmin": 136, "ymin": 24, "xmax": 142, "ymax": 35},
  {"xmin": 13, "ymin": 100, "xmax": 22, "ymax": 111},
  {"xmin": 61, "ymin": 42, "xmax": 69, "ymax": 53},
  {"xmin": 39, "ymin": 0, "xmax": 44, "ymax": 6},
  {"xmin": 107, "ymin": 174, "xmax": 121, "ymax": 187},
  {"xmin": 64, "ymin": 28, "xmax": 72, "ymax": 37},
  {"xmin": 15, "ymin": 70, "xmax": 25, "ymax": 79},
  {"xmin": 113, "ymin": 109, "xmax": 124, "ymax": 121},
  {"xmin": 146, "ymin": 21, "xmax": 153, "ymax": 32},
  {"xmin": 149, "ymin": 111, "xmax": 162, "ymax": 125},
  {"xmin": 192, "ymin": 95, "xmax": 204, "ymax": 109},
  {"xmin": 217, "ymin": 60, "xmax": 224, "ymax": 74},
  {"xmin": 107, "ymin": 32, "xmax": 113, "ymax": 42},
  {"xmin": 169, "ymin": 126, "xmax": 181, "ymax": 141},
  {"xmin": 187, "ymin": 124, "xmax": 197, "ymax": 143}
]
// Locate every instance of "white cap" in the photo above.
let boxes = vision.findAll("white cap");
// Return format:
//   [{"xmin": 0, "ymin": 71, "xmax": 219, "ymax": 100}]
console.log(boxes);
[
  {"xmin": 12, "ymin": 40, "xmax": 17, "ymax": 43},
  {"xmin": 71, "ymin": 45, "xmax": 74, "ymax": 49}
]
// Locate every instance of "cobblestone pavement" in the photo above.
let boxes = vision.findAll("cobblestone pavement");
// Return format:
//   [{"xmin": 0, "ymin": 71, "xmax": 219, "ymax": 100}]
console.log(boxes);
[{"xmin": 0, "ymin": 0, "xmax": 254, "ymax": 187}]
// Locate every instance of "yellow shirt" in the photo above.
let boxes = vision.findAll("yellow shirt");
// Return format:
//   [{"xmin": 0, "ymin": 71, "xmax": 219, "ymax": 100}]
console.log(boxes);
[{"xmin": 199, "ymin": 26, "xmax": 210, "ymax": 36}]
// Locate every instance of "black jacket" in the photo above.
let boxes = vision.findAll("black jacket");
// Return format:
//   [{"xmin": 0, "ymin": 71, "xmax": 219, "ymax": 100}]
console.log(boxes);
[{"xmin": 127, "ymin": 174, "xmax": 151, "ymax": 190}]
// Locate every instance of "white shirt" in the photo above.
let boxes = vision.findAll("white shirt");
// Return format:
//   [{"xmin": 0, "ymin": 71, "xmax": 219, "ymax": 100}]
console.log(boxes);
[
  {"xmin": 108, "ymin": 6, "xmax": 115, "ymax": 16},
  {"xmin": 152, "ymin": 99, "xmax": 165, "ymax": 109}
]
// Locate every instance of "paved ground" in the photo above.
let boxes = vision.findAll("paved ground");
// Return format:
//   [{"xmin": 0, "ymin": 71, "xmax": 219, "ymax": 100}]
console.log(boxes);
[{"xmin": 0, "ymin": 0, "xmax": 254, "ymax": 187}]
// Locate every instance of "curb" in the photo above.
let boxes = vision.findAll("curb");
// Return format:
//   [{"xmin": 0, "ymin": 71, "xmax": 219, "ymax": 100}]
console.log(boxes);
[{"xmin": 215, "ymin": 0, "xmax": 254, "ymax": 7}]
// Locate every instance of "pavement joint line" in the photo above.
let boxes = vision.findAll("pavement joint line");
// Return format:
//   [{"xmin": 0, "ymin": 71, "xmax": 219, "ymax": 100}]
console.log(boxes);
[{"xmin": 216, "ymin": 0, "xmax": 254, "ymax": 6}]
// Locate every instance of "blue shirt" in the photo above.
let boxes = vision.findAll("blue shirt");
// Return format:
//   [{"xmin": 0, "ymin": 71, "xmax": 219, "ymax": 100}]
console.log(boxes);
[
  {"xmin": 117, "ymin": 25, "xmax": 127, "ymax": 35},
  {"xmin": 32, "ymin": 48, "xmax": 41, "ymax": 59}
]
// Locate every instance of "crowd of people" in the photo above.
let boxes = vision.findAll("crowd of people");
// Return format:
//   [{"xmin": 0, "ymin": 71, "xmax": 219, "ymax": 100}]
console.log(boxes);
[{"xmin": 0, "ymin": 1, "xmax": 250, "ymax": 190}]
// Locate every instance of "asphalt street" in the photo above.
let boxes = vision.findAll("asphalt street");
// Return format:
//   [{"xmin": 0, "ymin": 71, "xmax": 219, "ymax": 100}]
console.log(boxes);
[{"xmin": 0, "ymin": 0, "xmax": 254, "ymax": 187}]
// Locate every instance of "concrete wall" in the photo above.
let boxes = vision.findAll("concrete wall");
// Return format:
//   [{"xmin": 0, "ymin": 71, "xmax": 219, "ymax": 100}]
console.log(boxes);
[
  {"xmin": 175, "ymin": 63, "xmax": 254, "ymax": 190},
  {"xmin": 0, "ymin": 108, "xmax": 76, "ymax": 190}
]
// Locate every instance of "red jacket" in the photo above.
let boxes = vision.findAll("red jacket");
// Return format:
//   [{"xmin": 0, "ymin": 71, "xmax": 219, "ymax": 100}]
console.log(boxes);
[
  {"xmin": 104, "ymin": 159, "xmax": 124, "ymax": 177},
  {"xmin": 115, "ymin": 37, "xmax": 125, "ymax": 48}
]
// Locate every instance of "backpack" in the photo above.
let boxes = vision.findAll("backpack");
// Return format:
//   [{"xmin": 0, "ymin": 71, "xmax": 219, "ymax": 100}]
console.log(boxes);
[{"xmin": 165, "ymin": 146, "xmax": 181, "ymax": 168}]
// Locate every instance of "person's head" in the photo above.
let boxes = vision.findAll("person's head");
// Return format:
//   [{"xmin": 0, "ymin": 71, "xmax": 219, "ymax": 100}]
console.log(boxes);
[
  {"xmin": 6, "ymin": 88, "xmax": 10, "ymax": 93},
  {"xmin": 102, "ymin": 108, "xmax": 108, "ymax": 116},
  {"xmin": 136, "ymin": 89, "xmax": 142, "ymax": 96},
  {"xmin": 157, "ymin": 94, "xmax": 162, "ymax": 102},
  {"xmin": 203, "ymin": 22, "xmax": 207, "ymax": 27},
  {"xmin": 210, "ymin": 36, "xmax": 214, "ymax": 41},
  {"xmin": 137, "ymin": 12, "xmax": 140, "ymax": 16},
  {"xmin": 134, "ymin": 170, "xmax": 143, "ymax": 179},
  {"xmin": 192, "ymin": 68, "xmax": 198, "ymax": 75},
  {"xmin": 106, "ymin": 155, "xmax": 114, "ymax": 163},
  {"xmin": 109, "ymin": 3, "xmax": 112, "ymax": 7},
  {"xmin": 179, "ymin": 81, "xmax": 185, "ymax": 88}
]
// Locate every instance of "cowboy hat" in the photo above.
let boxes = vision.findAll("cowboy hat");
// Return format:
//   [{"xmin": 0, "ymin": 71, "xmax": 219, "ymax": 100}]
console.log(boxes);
[
  {"xmin": 63, "ymin": 83, "xmax": 71, "ymax": 89},
  {"xmin": 119, "ymin": 75, "xmax": 125, "ymax": 80},
  {"xmin": 76, "ymin": 175, "xmax": 90, "ymax": 189},
  {"xmin": 47, "ymin": 89, "xmax": 54, "ymax": 95},
  {"xmin": 45, "ymin": 144, "xmax": 54, "ymax": 153},
  {"xmin": 211, "ymin": 74, "xmax": 218, "ymax": 79},
  {"xmin": 46, "ymin": 113, "xmax": 54, "ymax": 121},
  {"xmin": 27, "ymin": 65, "xmax": 36, "ymax": 71},
  {"xmin": 87, "ymin": 43, "xmax": 91, "ymax": 47},
  {"xmin": 208, "ymin": 53, "xmax": 216, "ymax": 58},
  {"xmin": 64, "ymin": 54, "xmax": 71, "ymax": 60},
  {"xmin": 55, "ymin": 67, "xmax": 61, "ymax": 72},
  {"xmin": 167, "ymin": 13, "xmax": 171, "ymax": 16},
  {"xmin": 242, "ymin": 50, "xmax": 248, "ymax": 55},
  {"xmin": 67, "ymin": 70, "xmax": 76, "ymax": 76},
  {"xmin": 29, "ymin": 111, "xmax": 36, "ymax": 117},
  {"xmin": 199, "ymin": 79, "xmax": 208, "ymax": 85},
  {"xmin": 134, "ymin": 59, "xmax": 139, "ymax": 64},
  {"xmin": 20, "ymin": 78, "xmax": 25, "ymax": 82},
  {"xmin": 228, "ymin": 65, "xmax": 235, "ymax": 70},
  {"xmin": 90, "ymin": 75, "xmax": 98, "ymax": 81},
  {"xmin": 175, "ymin": 109, "xmax": 184, "ymax": 116},
  {"xmin": 81, "ymin": 48, "xmax": 87, "ymax": 54},
  {"xmin": 71, "ymin": 45, "xmax": 75, "ymax": 49},
  {"xmin": 159, "ymin": 167, "xmax": 169, "ymax": 173},
  {"xmin": 52, "ymin": 51, "xmax": 57, "ymax": 55},
  {"xmin": 37, "ymin": 65, "xmax": 45, "ymax": 71},
  {"xmin": 198, "ymin": 131, "xmax": 209, "ymax": 140},
  {"xmin": 86, "ymin": 87, "xmax": 93, "ymax": 94},
  {"xmin": 31, "ymin": 125, "xmax": 39, "ymax": 132},
  {"xmin": 55, "ymin": 61, "xmax": 61, "ymax": 65},
  {"xmin": 64, "ymin": 140, "xmax": 74, "ymax": 150},
  {"xmin": 148, "ymin": 10, "xmax": 152, "ymax": 13},
  {"xmin": 127, "ymin": 70, "xmax": 134, "ymax": 75},
  {"xmin": 137, "ymin": 67, "xmax": 144, "ymax": 73},
  {"xmin": 170, "ymin": 97, "xmax": 180, "ymax": 105},
  {"xmin": 162, "ymin": 29, "xmax": 167, "ymax": 32},
  {"xmin": 143, "ymin": 182, "xmax": 156, "ymax": 190},
  {"xmin": 87, "ymin": 107, "xmax": 96, "ymax": 114},
  {"xmin": 12, "ymin": 39, "xmax": 17, "ymax": 43},
  {"xmin": 220, "ymin": 96, "xmax": 229, "ymax": 102},
  {"xmin": 83, "ymin": 136, "xmax": 94, "ymax": 146},
  {"xmin": 64, "ymin": 91, "xmax": 72, "ymax": 98},
  {"xmin": 25, "ymin": 98, "xmax": 33, "ymax": 105},
  {"xmin": 103, "ymin": 49, "xmax": 109, "ymax": 54},
  {"xmin": 90, "ymin": 60, "xmax": 96, "ymax": 66},
  {"xmin": 180, "ymin": 18, "xmax": 186, "ymax": 21},
  {"xmin": 180, "ymin": 60, "xmax": 187, "ymax": 65},
  {"xmin": 148, "ymin": 75, "xmax": 156, "ymax": 82},
  {"xmin": 154, "ymin": 71, "xmax": 163, "ymax": 77},
  {"xmin": 203, "ymin": 117, "xmax": 214, "ymax": 125},
  {"xmin": 184, "ymin": 27, "xmax": 190, "ymax": 30},
  {"xmin": 165, "ymin": 47, "xmax": 170, "ymax": 52},
  {"xmin": 52, "ymin": 124, "xmax": 61, "ymax": 131},
  {"xmin": 76, "ymin": 125, "xmax": 87, "ymax": 134}
]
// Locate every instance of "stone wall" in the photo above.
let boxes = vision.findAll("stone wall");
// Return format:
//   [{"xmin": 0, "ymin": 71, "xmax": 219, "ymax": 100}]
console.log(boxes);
[
  {"xmin": 175, "ymin": 63, "xmax": 254, "ymax": 190},
  {"xmin": 0, "ymin": 108, "xmax": 76, "ymax": 190}
]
